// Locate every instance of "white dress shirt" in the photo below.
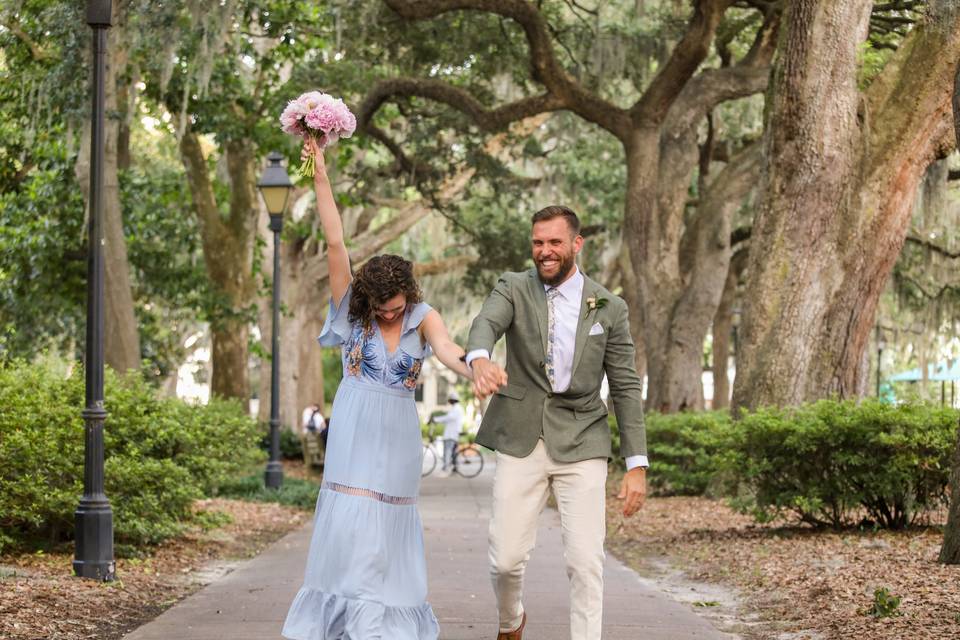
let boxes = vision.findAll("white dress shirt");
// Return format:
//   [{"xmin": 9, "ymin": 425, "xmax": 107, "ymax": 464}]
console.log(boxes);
[{"xmin": 467, "ymin": 267, "xmax": 648, "ymax": 470}]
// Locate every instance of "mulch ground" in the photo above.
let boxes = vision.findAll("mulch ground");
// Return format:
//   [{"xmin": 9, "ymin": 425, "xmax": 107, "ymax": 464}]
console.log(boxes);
[
  {"xmin": 0, "ymin": 461, "xmax": 318, "ymax": 640},
  {"xmin": 605, "ymin": 473, "xmax": 960, "ymax": 640}
]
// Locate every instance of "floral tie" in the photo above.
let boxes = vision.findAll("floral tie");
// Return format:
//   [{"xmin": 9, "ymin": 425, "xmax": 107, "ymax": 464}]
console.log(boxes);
[{"xmin": 545, "ymin": 287, "xmax": 560, "ymax": 390}]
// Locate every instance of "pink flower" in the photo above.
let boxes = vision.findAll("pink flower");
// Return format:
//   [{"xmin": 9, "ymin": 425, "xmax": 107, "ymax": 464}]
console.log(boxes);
[
  {"xmin": 279, "ymin": 98, "xmax": 308, "ymax": 135},
  {"xmin": 305, "ymin": 107, "xmax": 339, "ymax": 133},
  {"xmin": 280, "ymin": 91, "xmax": 358, "ymax": 175}
]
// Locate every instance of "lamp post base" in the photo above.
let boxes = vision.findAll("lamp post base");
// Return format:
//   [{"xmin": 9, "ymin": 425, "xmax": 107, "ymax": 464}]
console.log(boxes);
[
  {"xmin": 265, "ymin": 461, "xmax": 284, "ymax": 489},
  {"xmin": 73, "ymin": 497, "xmax": 115, "ymax": 581}
]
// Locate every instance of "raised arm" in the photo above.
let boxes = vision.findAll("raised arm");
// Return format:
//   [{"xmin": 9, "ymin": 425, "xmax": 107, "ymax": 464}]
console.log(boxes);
[
  {"xmin": 306, "ymin": 138, "xmax": 351, "ymax": 306},
  {"xmin": 419, "ymin": 310, "xmax": 472, "ymax": 380}
]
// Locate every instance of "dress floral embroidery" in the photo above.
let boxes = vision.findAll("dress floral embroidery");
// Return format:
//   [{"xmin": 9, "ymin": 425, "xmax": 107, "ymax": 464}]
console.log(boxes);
[
  {"xmin": 345, "ymin": 324, "xmax": 380, "ymax": 379},
  {"xmin": 336, "ymin": 303, "xmax": 428, "ymax": 391},
  {"xmin": 391, "ymin": 351, "xmax": 424, "ymax": 390}
]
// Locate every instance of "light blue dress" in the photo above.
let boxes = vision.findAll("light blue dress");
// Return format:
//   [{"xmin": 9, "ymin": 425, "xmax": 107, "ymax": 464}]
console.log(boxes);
[{"xmin": 282, "ymin": 285, "xmax": 439, "ymax": 640}]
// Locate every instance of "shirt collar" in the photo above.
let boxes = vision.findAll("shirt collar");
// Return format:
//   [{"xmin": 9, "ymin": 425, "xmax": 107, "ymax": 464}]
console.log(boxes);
[{"xmin": 544, "ymin": 266, "xmax": 583, "ymax": 300}]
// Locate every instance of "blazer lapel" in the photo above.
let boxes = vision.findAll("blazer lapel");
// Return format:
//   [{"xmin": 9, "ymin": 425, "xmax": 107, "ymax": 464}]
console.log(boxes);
[
  {"xmin": 528, "ymin": 269, "xmax": 549, "ymax": 357},
  {"xmin": 570, "ymin": 279, "xmax": 600, "ymax": 377}
]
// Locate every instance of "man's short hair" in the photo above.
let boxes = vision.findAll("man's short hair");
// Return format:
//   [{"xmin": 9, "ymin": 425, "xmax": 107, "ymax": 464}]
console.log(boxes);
[{"xmin": 531, "ymin": 205, "xmax": 581, "ymax": 236}]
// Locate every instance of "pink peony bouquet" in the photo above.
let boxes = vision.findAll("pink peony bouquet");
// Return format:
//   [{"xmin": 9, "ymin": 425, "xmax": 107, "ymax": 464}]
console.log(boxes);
[{"xmin": 280, "ymin": 91, "xmax": 357, "ymax": 176}]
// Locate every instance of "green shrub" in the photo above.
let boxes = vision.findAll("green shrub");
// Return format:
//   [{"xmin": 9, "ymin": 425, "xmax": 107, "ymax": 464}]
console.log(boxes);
[
  {"xmin": 260, "ymin": 427, "xmax": 303, "ymax": 460},
  {"xmin": 610, "ymin": 411, "xmax": 732, "ymax": 496},
  {"xmin": 217, "ymin": 473, "xmax": 320, "ymax": 510},
  {"xmin": 725, "ymin": 400, "xmax": 957, "ymax": 529},
  {"xmin": 0, "ymin": 361, "xmax": 264, "ymax": 554}
]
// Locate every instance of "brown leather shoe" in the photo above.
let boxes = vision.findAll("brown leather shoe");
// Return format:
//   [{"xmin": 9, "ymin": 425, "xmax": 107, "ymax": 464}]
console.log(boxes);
[{"xmin": 496, "ymin": 612, "xmax": 526, "ymax": 640}]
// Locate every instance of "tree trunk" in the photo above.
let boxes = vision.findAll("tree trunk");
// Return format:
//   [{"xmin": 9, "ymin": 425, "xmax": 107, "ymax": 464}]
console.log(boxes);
[
  {"xmin": 621, "ymin": 13, "xmax": 776, "ymax": 413},
  {"xmin": 732, "ymin": 1, "xmax": 960, "ymax": 411},
  {"xmin": 654, "ymin": 143, "xmax": 762, "ymax": 412},
  {"xmin": 75, "ymin": 6, "xmax": 141, "ymax": 373},
  {"xmin": 711, "ymin": 248, "xmax": 747, "ymax": 410},
  {"xmin": 940, "ymin": 420, "xmax": 960, "ymax": 563},
  {"xmin": 711, "ymin": 276, "xmax": 734, "ymax": 410},
  {"xmin": 179, "ymin": 131, "xmax": 258, "ymax": 405},
  {"xmin": 939, "ymin": 40, "xmax": 960, "ymax": 567}
]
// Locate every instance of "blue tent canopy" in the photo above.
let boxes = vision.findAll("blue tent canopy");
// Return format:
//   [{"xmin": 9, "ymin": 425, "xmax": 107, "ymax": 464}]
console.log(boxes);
[{"xmin": 887, "ymin": 360, "xmax": 960, "ymax": 382}]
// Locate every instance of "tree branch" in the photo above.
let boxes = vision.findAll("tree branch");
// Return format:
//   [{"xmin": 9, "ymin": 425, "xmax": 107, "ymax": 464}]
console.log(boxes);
[
  {"xmin": 667, "ymin": 5, "xmax": 779, "ymax": 132},
  {"xmin": 414, "ymin": 254, "xmax": 477, "ymax": 276},
  {"xmin": 381, "ymin": 0, "xmax": 631, "ymax": 138},
  {"xmin": 179, "ymin": 129, "xmax": 229, "ymax": 241},
  {"xmin": 631, "ymin": 0, "xmax": 735, "ymax": 124},
  {"xmin": 359, "ymin": 78, "xmax": 565, "ymax": 132},
  {"xmin": 905, "ymin": 234, "xmax": 960, "ymax": 259},
  {"xmin": 362, "ymin": 122, "xmax": 438, "ymax": 180},
  {"xmin": 2, "ymin": 17, "xmax": 50, "ymax": 61}
]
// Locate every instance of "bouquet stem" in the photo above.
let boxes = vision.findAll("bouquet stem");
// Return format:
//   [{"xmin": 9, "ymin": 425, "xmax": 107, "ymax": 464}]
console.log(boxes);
[{"xmin": 298, "ymin": 154, "xmax": 316, "ymax": 178}]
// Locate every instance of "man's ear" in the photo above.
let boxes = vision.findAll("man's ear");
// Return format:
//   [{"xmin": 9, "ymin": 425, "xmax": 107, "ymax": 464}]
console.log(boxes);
[{"xmin": 573, "ymin": 234, "xmax": 585, "ymax": 254}]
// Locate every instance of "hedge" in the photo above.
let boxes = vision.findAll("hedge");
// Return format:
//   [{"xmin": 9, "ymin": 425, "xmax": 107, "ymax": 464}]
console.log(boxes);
[
  {"xmin": 0, "ymin": 361, "xmax": 264, "ymax": 555},
  {"xmin": 610, "ymin": 400, "xmax": 958, "ymax": 529}
]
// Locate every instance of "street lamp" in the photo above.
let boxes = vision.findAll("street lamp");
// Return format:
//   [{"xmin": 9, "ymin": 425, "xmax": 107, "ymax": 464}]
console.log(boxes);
[
  {"xmin": 74, "ymin": 0, "xmax": 115, "ymax": 581},
  {"xmin": 876, "ymin": 325, "xmax": 887, "ymax": 399},
  {"xmin": 258, "ymin": 152, "xmax": 293, "ymax": 489}
]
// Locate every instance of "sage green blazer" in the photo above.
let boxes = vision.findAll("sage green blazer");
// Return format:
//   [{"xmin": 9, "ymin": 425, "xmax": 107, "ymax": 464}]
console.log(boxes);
[{"xmin": 467, "ymin": 269, "xmax": 646, "ymax": 463}]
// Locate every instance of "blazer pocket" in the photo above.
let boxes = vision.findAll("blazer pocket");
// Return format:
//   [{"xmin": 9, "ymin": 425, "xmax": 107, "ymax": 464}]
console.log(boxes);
[
  {"xmin": 574, "ymin": 405, "xmax": 608, "ymax": 420},
  {"xmin": 496, "ymin": 383, "xmax": 527, "ymax": 400}
]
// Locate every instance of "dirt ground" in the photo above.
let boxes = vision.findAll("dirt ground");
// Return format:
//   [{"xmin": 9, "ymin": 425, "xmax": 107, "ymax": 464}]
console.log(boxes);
[
  {"xmin": 6, "ymin": 464, "xmax": 959, "ymax": 640},
  {"xmin": 0, "ymin": 462, "xmax": 317, "ymax": 640},
  {"xmin": 605, "ymin": 474, "xmax": 960, "ymax": 640}
]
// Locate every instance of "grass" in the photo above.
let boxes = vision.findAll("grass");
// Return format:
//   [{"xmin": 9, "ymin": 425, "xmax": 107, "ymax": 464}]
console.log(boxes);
[{"xmin": 217, "ymin": 474, "xmax": 320, "ymax": 510}]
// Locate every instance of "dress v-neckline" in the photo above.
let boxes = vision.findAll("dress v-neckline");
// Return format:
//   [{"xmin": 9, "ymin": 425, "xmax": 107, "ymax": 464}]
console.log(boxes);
[{"xmin": 375, "ymin": 312, "xmax": 407, "ymax": 358}]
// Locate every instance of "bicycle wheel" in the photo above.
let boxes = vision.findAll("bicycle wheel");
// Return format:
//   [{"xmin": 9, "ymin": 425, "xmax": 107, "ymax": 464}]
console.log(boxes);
[
  {"xmin": 421, "ymin": 443, "xmax": 438, "ymax": 477},
  {"xmin": 454, "ymin": 445, "xmax": 484, "ymax": 478}
]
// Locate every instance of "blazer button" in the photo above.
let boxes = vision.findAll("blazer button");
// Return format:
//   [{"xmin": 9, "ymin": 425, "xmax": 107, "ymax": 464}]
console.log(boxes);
[
  {"xmin": 539, "ymin": 361, "xmax": 545, "ymax": 368},
  {"xmin": 547, "ymin": 392, "xmax": 554, "ymax": 398}
]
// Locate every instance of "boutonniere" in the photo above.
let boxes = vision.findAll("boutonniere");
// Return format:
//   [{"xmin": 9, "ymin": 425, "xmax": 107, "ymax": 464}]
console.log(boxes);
[{"xmin": 585, "ymin": 296, "xmax": 608, "ymax": 317}]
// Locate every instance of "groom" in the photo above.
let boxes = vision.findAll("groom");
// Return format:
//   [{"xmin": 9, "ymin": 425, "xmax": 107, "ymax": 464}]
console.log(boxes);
[{"xmin": 466, "ymin": 205, "xmax": 648, "ymax": 640}]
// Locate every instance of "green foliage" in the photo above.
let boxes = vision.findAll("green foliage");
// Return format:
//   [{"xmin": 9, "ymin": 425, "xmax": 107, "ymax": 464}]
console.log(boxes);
[
  {"xmin": 610, "ymin": 400, "xmax": 956, "ymax": 529},
  {"xmin": 0, "ymin": 360, "xmax": 264, "ymax": 554},
  {"xmin": 866, "ymin": 587, "xmax": 903, "ymax": 619},
  {"xmin": 120, "ymin": 163, "xmax": 209, "ymax": 381},
  {"xmin": 610, "ymin": 411, "xmax": 733, "ymax": 496},
  {"xmin": 0, "ymin": 128, "xmax": 87, "ymax": 360},
  {"xmin": 725, "ymin": 400, "xmax": 957, "ymax": 529},
  {"xmin": 260, "ymin": 427, "xmax": 303, "ymax": 460},
  {"xmin": 322, "ymin": 346, "xmax": 343, "ymax": 411},
  {"xmin": 217, "ymin": 473, "xmax": 320, "ymax": 510}
]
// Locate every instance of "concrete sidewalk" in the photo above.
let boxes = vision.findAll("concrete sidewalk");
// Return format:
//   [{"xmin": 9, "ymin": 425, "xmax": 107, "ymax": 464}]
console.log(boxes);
[{"xmin": 124, "ymin": 461, "xmax": 729, "ymax": 639}]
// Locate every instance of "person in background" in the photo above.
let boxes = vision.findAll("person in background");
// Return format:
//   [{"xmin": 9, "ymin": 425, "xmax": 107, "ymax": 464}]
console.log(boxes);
[
  {"xmin": 433, "ymin": 391, "xmax": 465, "ymax": 474},
  {"xmin": 301, "ymin": 404, "xmax": 324, "ymax": 434}
]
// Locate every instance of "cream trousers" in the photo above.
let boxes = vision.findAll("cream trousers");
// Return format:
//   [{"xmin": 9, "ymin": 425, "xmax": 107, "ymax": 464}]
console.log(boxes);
[{"xmin": 488, "ymin": 439, "xmax": 608, "ymax": 639}]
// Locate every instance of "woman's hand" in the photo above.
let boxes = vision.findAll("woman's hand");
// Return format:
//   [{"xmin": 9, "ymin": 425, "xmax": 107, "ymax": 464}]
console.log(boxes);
[{"xmin": 302, "ymin": 137, "xmax": 328, "ymax": 179}]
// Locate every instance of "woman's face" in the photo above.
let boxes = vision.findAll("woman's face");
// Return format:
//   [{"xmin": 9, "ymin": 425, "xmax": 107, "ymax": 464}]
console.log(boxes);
[{"xmin": 374, "ymin": 293, "xmax": 407, "ymax": 324}]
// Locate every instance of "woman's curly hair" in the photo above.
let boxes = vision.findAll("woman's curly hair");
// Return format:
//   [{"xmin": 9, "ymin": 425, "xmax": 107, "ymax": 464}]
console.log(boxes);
[{"xmin": 349, "ymin": 254, "xmax": 422, "ymax": 328}]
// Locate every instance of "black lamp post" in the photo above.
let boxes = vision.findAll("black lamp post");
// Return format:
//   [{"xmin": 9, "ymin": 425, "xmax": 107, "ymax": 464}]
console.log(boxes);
[
  {"xmin": 258, "ymin": 152, "xmax": 293, "ymax": 489},
  {"xmin": 74, "ymin": 0, "xmax": 115, "ymax": 581},
  {"xmin": 876, "ymin": 325, "xmax": 886, "ymax": 399}
]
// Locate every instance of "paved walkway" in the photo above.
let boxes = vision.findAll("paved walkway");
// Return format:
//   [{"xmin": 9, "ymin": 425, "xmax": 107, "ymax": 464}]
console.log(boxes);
[{"xmin": 124, "ymin": 460, "xmax": 729, "ymax": 639}]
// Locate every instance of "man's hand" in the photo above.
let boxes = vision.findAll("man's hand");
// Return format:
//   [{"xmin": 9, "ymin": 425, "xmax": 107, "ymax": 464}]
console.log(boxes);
[
  {"xmin": 617, "ymin": 467, "xmax": 647, "ymax": 517},
  {"xmin": 471, "ymin": 358, "xmax": 507, "ymax": 399}
]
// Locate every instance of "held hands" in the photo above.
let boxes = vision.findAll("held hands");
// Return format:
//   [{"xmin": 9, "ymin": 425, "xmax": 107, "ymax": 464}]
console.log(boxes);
[
  {"xmin": 617, "ymin": 467, "xmax": 647, "ymax": 517},
  {"xmin": 470, "ymin": 358, "xmax": 508, "ymax": 399}
]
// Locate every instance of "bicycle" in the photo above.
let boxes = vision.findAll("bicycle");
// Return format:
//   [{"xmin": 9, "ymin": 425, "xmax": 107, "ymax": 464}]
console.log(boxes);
[
  {"xmin": 421, "ymin": 440, "xmax": 439, "ymax": 477},
  {"xmin": 450, "ymin": 441, "xmax": 484, "ymax": 478},
  {"xmin": 421, "ymin": 438, "xmax": 484, "ymax": 478}
]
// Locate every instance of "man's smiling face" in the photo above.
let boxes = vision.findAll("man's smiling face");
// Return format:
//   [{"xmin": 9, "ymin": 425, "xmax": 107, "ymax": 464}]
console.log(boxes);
[{"xmin": 531, "ymin": 217, "xmax": 583, "ymax": 286}]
